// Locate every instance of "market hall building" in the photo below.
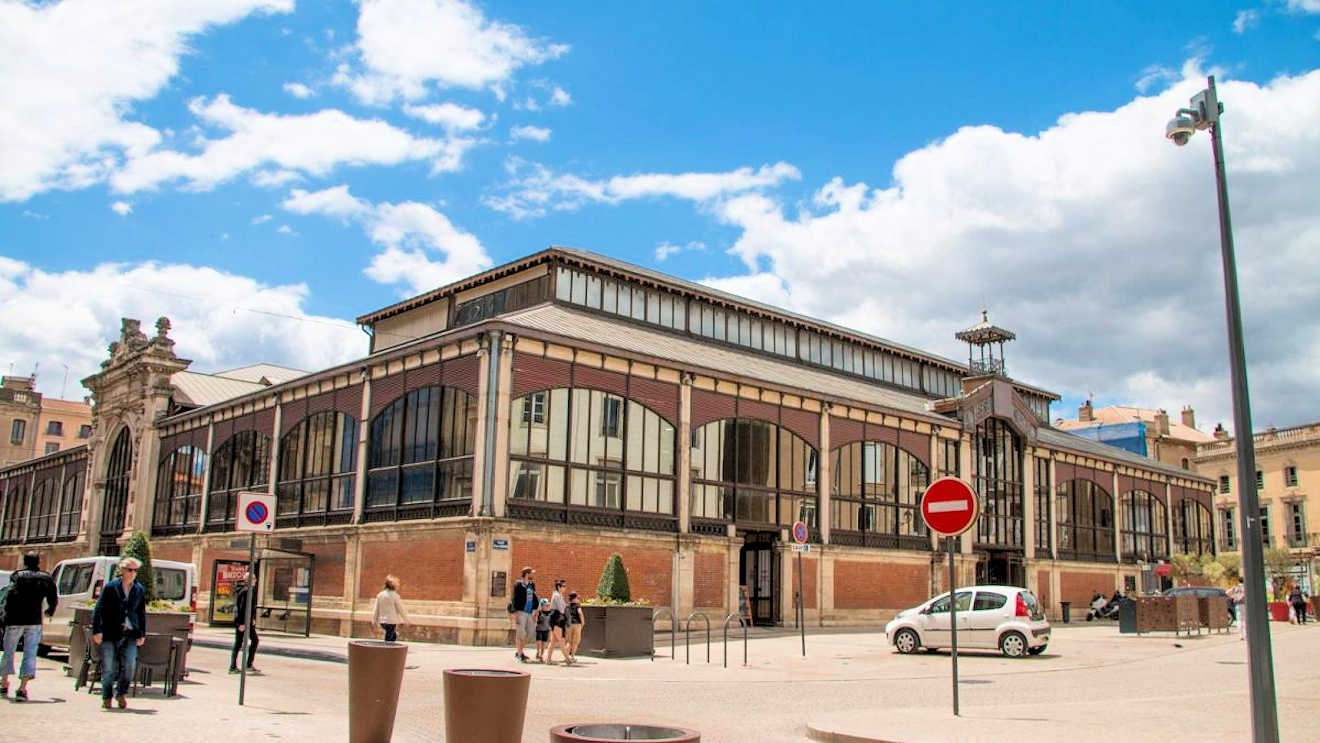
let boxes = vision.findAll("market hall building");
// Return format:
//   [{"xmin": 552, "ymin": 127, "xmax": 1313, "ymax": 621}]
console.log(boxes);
[{"xmin": 0, "ymin": 248, "xmax": 1217, "ymax": 643}]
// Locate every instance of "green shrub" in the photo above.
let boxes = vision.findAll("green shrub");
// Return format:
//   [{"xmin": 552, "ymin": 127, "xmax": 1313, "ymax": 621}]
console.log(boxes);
[
  {"xmin": 120, "ymin": 531, "xmax": 156, "ymax": 603},
  {"xmin": 596, "ymin": 553, "xmax": 632, "ymax": 603}
]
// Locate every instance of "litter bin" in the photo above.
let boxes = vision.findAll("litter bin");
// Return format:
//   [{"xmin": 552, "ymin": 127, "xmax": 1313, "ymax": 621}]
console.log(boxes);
[
  {"xmin": 551, "ymin": 724, "xmax": 700, "ymax": 742},
  {"xmin": 1118, "ymin": 598, "xmax": 1137, "ymax": 634},
  {"xmin": 1060, "ymin": 601, "xmax": 1072, "ymax": 624},
  {"xmin": 348, "ymin": 640, "xmax": 408, "ymax": 743},
  {"xmin": 444, "ymin": 669, "xmax": 531, "ymax": 743}
]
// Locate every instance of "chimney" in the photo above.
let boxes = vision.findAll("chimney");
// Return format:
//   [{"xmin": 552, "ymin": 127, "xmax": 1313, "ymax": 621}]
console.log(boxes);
[
  {"xmin": 1154, "ymin": 409, "xmax": 1170, "ymax": 436},
  {"xmin": 1180, "ymin": 406, "xmax": 1195, "ymax": 430},
  {"xmin": 1079, "ymin": 399, "xmax": 1093, "ymax": 422},
  {"xmin": 1213, "ymin": 422, "xmax": 1229, "ymax": 440}
]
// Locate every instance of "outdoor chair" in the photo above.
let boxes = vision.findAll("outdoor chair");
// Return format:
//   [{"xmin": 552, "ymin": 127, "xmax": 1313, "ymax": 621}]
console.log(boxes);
[
  {"xmin": 73, "ymin": 625, "xmax": 102, "ymax": 695},
  {"xmin": 133, "ymin": 633, "xmax": 178, "ymax": 697}
]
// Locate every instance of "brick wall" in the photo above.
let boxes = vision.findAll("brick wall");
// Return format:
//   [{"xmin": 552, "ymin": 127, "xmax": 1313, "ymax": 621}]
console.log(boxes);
[
  {"xmin": 1060, "ymin": 570, "xmax": 1109, "ymax": 608},
  {"xmin": 512, "ymin": 539, "xmax": 672, "ymax": 605},
  {"xmin": 834, "ymin": 559, "xmax": 928, "ymax": 609},
  {"xmin": 790, "ymin": 556, "xmax": 818, "ymax": 609},
  {"xmin": 359, "ymin": 536, "xmax": 463, "ymax": 601},
  {"xmin": 0, "ymin": 544, "xmax": 85, "ymax": 573},
  {"xmin": 694, "ymin": 551, "xmax": 726, "ymax": 608},
  {"xmin": 151, "ymin": 542, "xmax": 193, "ymax": 564},
  {"xmin": 303, "ymin": 540, "xmax": 346, "ymax": 598},
  {"xmin": 1036, "ymin": 569, "xmax": 1052, "ymax": 609}
]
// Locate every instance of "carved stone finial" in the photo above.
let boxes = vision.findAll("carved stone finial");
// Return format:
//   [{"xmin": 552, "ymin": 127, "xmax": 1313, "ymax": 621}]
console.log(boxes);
[
  {"xmin": 120, "ymin": 317, "xmax": 149, "ymax": 351},
  {"xmin": 155, "ymin": 316, "xmax": 172, "ymax": 338}
]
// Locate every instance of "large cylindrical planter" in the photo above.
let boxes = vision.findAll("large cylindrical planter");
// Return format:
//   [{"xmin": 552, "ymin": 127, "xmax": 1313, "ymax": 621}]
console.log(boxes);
[
  {"xmin": 443, "ymin": 669, "xmax": 531, "ymax": 743},
  {"xmin": 349, "ymin": 640, "xmax": 408, "ymax": 743},
  {"xmin": 551, "ymin": 724, "xmax": 700, "ymax": 742}
]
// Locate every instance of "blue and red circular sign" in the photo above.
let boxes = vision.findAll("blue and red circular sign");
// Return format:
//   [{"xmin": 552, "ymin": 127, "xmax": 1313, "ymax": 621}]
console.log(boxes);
[
  {"xmin": 792, "ymin": 520, "xmax": 809, "ymax": 544},
  {"xmin": 244, "ymin": 501, "xmax": 269, "ymax": 525}
]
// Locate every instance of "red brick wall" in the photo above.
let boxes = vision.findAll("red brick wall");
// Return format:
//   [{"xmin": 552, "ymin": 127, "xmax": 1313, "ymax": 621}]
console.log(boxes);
[
  {"xmin": 151, "ymin": 543, "xmax": 193, "ymax": 564},
  {"xmin": 1036, "ymin": 570, "xmax": 1052, "ymax": 609},
  {"xmin": 790, "ymin": 556, "xmax": 818, "ymax": 609},
  {"xmin": 512, "ymin": 539, "xmax": 672, "ymax": 605},
  {"xmin": 834, "ymin": 560, "xmax": 928, "ymax": 609},
  {"xmin": 359, "ymin": 536, "xmax": 464, "ymax": 601},
  {"xmin": 303, "ymin": 541, "xmax": 346, "ymax": 598},
  {"xmin": 1060, "ymin": 570, "xmax": 1108, "ymax": 608},
  {"xmin": 694, "ymin": 551, "xmax": 726, "ymax": 608}
]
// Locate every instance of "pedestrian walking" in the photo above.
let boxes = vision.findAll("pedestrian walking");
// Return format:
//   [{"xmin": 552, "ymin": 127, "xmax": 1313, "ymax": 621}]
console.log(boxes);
[
  {"xmin": 1289, "ymin": 585, "xmax": 1309, "ymax": 625},
  {"xmin": 545, "ymin": 579, "xmax": 570, "ymax": 665},
  {"xmin": 1227, "ymin": 579, "xmax": 1246, "ymax": 640},
  {"xmin": 511, "ymin": 567, "xmax": 537, "ymax": 663},
  {"xmin": 91, "ymin": 557, "xmax": 148, "ymax": 710},
  {"xmin": 565, "ymin": 590, "xmax": 585, "ymax": 663},
  {"xmin": 1, "ymin": 552, "xmax": 58, "ymax": 702},
  {"xmin": 373, "ymin": 575, "xmax": 410, "ymax": 642},
  {"xmin": 230, "ymin": 576, "xmax": 260, "ymax": 674},
  {"xmin": 533, "ymin": 598, "xmax": 551, "ymax": 662}
]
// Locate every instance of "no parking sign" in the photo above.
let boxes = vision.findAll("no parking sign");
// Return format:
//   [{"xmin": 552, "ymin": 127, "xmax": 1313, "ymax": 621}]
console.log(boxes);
[{"xmin": 236, "ymin": 491, "xmax": 277, "ymax": 532}]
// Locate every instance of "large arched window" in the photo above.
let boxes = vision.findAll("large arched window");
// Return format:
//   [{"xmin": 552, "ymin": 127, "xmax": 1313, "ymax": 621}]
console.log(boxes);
[
  {"xmin": 279, "ymin": 411, "xmax": 359, "ymax": 526},
  {"xmin": 1172, "ymin": 498, "xmax": 1214, "ymax": 555},
  {"xmin": 1, "ymin": 482, "xmax": 26, "ymax": 544},
  {"xmin": 508, "ymin": 388, "xmax": 676, "ymax": 530},
  {"xmin": 690, "ymin": 418, "xmax": 817, "ymax": 533},
  {"xmin": 974, "ymin": 418, "xmax": 1023, "ymax": 548},
  {"xmin": 153, "ymin": 445, "xmax": 206, "ymax": 535},
  {"xmin": 1120, "ymin": 490, "xmax": 1168, "ymax": 562},
  {"xmin": 207, "ymin": 430, "xmax": 271, "ymax": 530},
  {"xmin": 831, "ymin": 440, "xmax": 929, "ymax": 549},
  {"xmin": 26, "ymin": 476, "xmax": 58, "ymax": 542},
  {"xmin": 367, "ymin": 386, "xmax": 475, "ymax": 521},
  {"xmin": 1056, "ymin": 479, "xmax": 1115, "ymax": 562},
  {"xmin": 56, "ymin": 468, "xmax": 84, "ymax": 540},
  {"xmin": 99, "ymin": 428, "xmax": 132, "ymax": 554}
]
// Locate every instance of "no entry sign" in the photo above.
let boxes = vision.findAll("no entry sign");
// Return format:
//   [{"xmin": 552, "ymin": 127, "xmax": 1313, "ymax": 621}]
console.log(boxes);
[
  {"xmin": 920, "ymin": 477, "xmax": 980, "ymax": 536},
  {"xmin": 236, "ymin": 491, "xmax": 277, "ymax": 533}
]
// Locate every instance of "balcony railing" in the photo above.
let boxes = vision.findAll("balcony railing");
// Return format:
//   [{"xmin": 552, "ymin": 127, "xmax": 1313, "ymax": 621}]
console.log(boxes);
[{"xmin": 968, "ymin": 359, "xmax": 1006, "ymax": 376}]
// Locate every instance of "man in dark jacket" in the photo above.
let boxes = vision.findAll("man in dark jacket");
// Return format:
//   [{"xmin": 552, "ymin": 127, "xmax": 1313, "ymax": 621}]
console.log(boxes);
[
  {"xmin": 92, "ymin": 557, "xmax": 148, "ymax": 710},
  {"xmin": 1, "ymin": 552, "xmax": 58, "ymax": 701},
  {"xmin": 230, "ymin": 576, "xmax": 259, "ymax": 673},
  {"xmin": 511, "ymin": 566, "xmax": 536, "ymax": 663}
]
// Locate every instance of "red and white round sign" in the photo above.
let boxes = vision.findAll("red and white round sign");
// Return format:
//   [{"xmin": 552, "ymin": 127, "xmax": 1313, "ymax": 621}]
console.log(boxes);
[{"xmin": 920, "ymin": 477, "xmax": 980, "ymax": 536}]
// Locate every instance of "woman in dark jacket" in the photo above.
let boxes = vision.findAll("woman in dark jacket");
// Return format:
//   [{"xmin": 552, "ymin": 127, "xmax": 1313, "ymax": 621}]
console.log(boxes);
[{"xmin": 91, "ymin": 557, "xmax": 148, "ymax": 710}]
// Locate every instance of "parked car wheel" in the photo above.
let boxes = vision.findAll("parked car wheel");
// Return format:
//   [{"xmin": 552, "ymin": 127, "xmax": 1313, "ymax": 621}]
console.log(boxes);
[
  {"xmin": 894, "ymin": 628, "xmax": 920, "ymax": 654},
  {"xmin": 1027, "ymin": 645, "xmax": 1046, "ymax": 656},
  {"xmin": 999, "ymin": 631, "xmax": 1028, "ymax": 658}
]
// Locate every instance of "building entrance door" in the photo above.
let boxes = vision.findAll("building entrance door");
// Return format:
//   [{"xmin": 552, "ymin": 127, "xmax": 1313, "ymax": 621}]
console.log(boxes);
[
  {"xmin": 977, "ymin": 550, "xmax": 1025, "ymax": 587},
  {"xmin": 740, "ymin": 532, "xmax": 779, "ymax": 626}
]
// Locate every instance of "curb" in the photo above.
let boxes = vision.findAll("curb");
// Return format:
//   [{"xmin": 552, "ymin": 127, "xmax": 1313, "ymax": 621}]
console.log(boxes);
[{"xmin": 191, "ymin": 636, "xmax": 347, "ymax": 664}]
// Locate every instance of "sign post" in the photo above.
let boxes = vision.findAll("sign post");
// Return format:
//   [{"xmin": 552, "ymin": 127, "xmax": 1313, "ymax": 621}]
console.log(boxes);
[
  {"xmin": 235, "ymin": 491, "xmax": 276, "ymax": 706},
  {"xmin": 920, "ymin": 477, "xmax": 981, "ymax": 717},
  {"xmin": 792, "ymin": 520, "xmax": 809, "ymax": 657}
]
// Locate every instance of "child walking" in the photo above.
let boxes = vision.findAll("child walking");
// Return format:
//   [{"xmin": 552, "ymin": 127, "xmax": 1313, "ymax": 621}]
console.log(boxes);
[{"xmin": 533, "ymin": 598, "xmax": 552, "ymax": 662}]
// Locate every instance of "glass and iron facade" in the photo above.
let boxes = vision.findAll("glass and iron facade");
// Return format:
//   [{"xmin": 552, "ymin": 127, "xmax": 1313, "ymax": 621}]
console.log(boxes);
[{"xmin": 690, "ymin": 418, "xmax": 818, "ymax": 535}]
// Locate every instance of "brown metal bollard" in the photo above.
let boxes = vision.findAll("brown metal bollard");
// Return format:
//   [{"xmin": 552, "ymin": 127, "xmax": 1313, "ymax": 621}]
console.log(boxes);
[
  {"xmin": 348, "ymin": 640, "xmax": 408, "ymax": 743},
  {"xmin": 444, "ymin": 669, "xmax": 531, "ymax": 742}
]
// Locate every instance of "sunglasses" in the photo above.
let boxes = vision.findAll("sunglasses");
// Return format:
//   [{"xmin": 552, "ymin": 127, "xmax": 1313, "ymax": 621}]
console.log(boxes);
[{"xmin": 120, "ymin": 567, "xmax": 137, "ymax": 573}]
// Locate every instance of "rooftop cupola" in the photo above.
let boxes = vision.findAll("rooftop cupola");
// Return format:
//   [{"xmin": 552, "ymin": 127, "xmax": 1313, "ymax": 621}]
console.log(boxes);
[{"xmin": 955, "ymin": 309, "xmax": 1015, "ymax": 377}]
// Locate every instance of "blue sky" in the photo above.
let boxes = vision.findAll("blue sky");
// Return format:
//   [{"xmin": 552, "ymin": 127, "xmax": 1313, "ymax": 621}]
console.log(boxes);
[{"xmin": 2, "ymin": 0, "xmax": 1319, "ymax": 433}]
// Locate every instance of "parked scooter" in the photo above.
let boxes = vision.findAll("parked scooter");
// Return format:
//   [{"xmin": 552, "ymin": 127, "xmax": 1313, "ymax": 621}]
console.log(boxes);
[{"xmin": 1085, "ymin": 591, "xmax": 1123, "ymax": 621}]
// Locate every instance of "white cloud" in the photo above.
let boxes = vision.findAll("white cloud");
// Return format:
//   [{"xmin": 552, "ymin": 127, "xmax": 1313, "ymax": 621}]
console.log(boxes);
[
  {"xmin": 276, "ymin": 224, "xmax": 295, "ymax": 235},
  {"xmin": 549, "ymin": 86, "xmax": 571, "ymax": 106},
  {"xmin": 335, "ymin": 0, "xmax": 569, "ymax": 105},
  {"xmin": 251, "ymin": 214, "xmax": 272, "ymax": 225},
  {"xmin": 111, "ymin": 95, "xmax": 473, "ymax": 192},
  {"xmin": 21, "ymin": 210, "xmax": 49, "ymax": 220},
  {"xmin": 110, "ymin": 201, "xmax": 132, "ymax": 216},
  {"xmin": 1233, "ymin": 9, "xmax": 1260, "ymax": 33},
  {"xmin": 1135, "ymin": 64, "xmax": 1180, "ymax": 93},
  {"xmin": 1280, "ymin": 0, "xmax": 1320, "ymax": 12},
  {"xmin": 0, "ymin": 0, "xmax": 293, "ymax": 202},
  {"xmin": 283, "ymin": 184, "xmax": 491, "ymax": 295},
  {"xmin": 510, "ymin": 125, "xmax": 551, "ymax": 142},
  {"xmin": 0, "ymin": 258, "xmax": 362, "ymax": 401},
  {"xmin": 283, "ymin": 82, "xmax": 314, "ymax": 99},
  {"xmin": 403, "ymin": 102, "xmax": 487, "ymax": 131},
  {"xmin": 485, "ymin": 159, "xmax": 801, "ymax": 219},
  {"xmin": 691, "ymin": 66, "xmax": 1320, "ymax": 432},
  {"xmin": 655, "ymin": 241, "xmax": 705, "ymax": 261}
]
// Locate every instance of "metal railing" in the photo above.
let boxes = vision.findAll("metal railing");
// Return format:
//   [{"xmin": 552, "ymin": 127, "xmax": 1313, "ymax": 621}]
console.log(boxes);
[
  {"xmin": 722, "ymin": 613, "xmax": 747, "ymax": 668},
  {"xmin": 684, "ymin": 611, "xmax": 710, "ymax": 665},
  {"xmin": 651, "ymin": 608, "xmax": 677, "ymax": 661}
]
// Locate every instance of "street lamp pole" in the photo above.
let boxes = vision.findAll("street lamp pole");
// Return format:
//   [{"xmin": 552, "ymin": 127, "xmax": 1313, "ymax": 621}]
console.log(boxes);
[{"xmin": 1168, "ymin": 75, "xmax": 1278, "ymax": 743}]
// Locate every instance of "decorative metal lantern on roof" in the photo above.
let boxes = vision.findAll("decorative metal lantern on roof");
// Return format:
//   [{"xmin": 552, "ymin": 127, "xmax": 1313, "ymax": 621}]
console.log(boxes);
[{"xmin": 955, "ymin": 310, "xmax": 1015, "ymax": 377}]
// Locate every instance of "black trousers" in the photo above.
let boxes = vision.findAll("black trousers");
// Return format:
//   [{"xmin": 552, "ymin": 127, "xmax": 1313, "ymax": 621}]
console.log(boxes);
[
  {"xmin": 231, "ymin": 624, "xmax": 259, "ymax": 669},
  {"xmin": 1294, "ymin": 602, "xmax": 1309, "ymax": 623}
]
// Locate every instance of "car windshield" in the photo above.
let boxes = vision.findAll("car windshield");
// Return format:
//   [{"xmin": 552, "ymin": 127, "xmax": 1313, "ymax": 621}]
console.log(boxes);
[{"xmin": 155, "ymin": 567, "xmax": 188, "ymax": 602}]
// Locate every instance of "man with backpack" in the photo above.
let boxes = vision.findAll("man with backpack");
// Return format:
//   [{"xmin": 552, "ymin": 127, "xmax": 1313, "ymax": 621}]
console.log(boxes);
[{"xmin": 1, "ymin": 552, "xmax": 59, "ymax": 702}]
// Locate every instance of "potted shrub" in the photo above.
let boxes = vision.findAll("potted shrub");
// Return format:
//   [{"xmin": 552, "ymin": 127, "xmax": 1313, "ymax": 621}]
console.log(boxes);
[
  {"xmin": 577, "ymin": 554, "xmax": 655, "ymax": 658},
  {"xmin": 1263, "ymin": 548, "xmax": 1296, "ymax": 622}
]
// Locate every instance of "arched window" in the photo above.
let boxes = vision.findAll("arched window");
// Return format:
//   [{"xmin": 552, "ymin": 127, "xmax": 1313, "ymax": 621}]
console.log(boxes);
[
  {"xmin": 974, "ymin": 418, "xmax": 1023, "ymax": 548},
  {"xmin": 207, "ymin": 430, "xmax": 271, "ymax": 529},
  {"xmin": 1120, "ymin": 490, "xmax": 1168, "ymax": 562},
  {"xmin": 1056, "ymin": 479, "xmax": 1114, "ymax": 562},
  {"xmin": 153, "ymin": 445, "xmax": 207, "ymax": 535},
  {"xmin": 831, "ymin": 440, "xmax": 929, "ymax": 549},
  {"xmin": 690, "ymin": 418, "xmax": 817, "ymax": 532},
  {"xmin": 279, "ymin": 411, "xmax": 359, "ymax": 525},
  {"xmin": 1172, "ymin": 498, "xmax": 1214, "ymax": 555},
  {"xmin": 100, "ymin": 428, "xmax": 132, "ymax": 554},
  {"xmin": 508, "ymin": 388, "xmax": 676, "ymax": 530},
  {"xmin": 26, "ymin": 477, "xmax": 58, "ymax": 541},
  {"xmin": 56, "ymin": 468, "xmax": 84, "ymax": 540},
  {"xmin": 1, "ymin": 482, "xmax": 26, "ymax": 544},
  {"xmin": 367, "ymin": 386, "xmax": 475, "ymax": 521}
]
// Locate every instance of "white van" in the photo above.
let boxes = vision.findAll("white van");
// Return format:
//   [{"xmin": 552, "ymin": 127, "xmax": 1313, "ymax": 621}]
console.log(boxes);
[{"xmin": 45, "ymin": 556, "xmax": 198, "ymax": 651}]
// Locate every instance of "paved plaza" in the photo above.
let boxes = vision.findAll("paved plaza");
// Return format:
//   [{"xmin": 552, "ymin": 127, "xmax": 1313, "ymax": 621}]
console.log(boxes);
[{"xmin": 1, "ymin": 622, "xmax": 1316, "ymax": 742}]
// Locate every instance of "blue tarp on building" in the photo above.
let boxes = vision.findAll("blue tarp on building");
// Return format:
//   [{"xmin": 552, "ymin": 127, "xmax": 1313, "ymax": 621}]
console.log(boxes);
[{"xmin": 1066, "ymin": 421, "xmax": 1147, "ymax": 457}]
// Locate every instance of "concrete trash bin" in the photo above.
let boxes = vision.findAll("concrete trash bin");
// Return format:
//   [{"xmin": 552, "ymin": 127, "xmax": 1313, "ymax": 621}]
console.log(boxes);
[
  {"xmin": 348, "ymin": 640, "xmax": 408, "ymax": 743},
  {"xmin": 551, "ymin": 724, "xmax": 700, "ymax": 742},
  {"xmin": 444, "ymin": 669, "xmax": 531, "ymax": 743}
]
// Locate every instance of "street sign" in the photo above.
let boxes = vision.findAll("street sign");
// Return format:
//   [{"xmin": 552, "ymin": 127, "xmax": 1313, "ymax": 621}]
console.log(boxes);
[
  {"xmin": 493, "ymin": 538, "xmax": 509, "ymax": 550},
  {"xmin": 792, "ymin": 520, "xmax": 809, "ymax": 544},
  {"xmin": 236, "ymin": 491, "xmax": 277, "ymax": 533},
  {"xmin": 920, "ymin": 477, "xmax": 980, "ymax": 536},
  {"xmin": 791, "ymin": 543, "xmax": 811, "ymax": 553}
]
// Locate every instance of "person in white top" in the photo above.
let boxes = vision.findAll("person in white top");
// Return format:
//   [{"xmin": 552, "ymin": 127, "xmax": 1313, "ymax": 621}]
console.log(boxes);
[{"xmin": 373, "ymin": 575, "xmax": 410, "ymax": 642}]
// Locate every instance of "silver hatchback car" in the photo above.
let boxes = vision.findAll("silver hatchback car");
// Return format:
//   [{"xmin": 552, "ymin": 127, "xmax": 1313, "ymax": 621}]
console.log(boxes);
[{"xmin": 884, "ymin": 585, "xmax": 1050, "ymax": 658}]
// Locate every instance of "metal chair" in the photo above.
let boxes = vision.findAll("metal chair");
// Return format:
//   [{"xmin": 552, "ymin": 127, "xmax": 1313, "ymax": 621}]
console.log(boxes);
[
  {"xmin": 132, "ymin": 633, "xmax": 176, "ymax": 697},
  {"xmin": 73, "ymin": 626, "xmax": 102, "ymax": 695}
]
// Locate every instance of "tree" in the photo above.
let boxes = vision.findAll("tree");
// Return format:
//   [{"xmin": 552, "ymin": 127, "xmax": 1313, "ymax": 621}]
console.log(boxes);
[
  {"xmin": 1262, "ymin": 548, "xmax": 1297, "ymax": 600},
  {"xmin": 1170, "ymin": 553, "xmax": 1202, "ymax": 586},
  {"xmin": 1200, "ymin": 554, "xmax": 1226, "ymax": 586},
  {"xmin": 1216, "ymin": 553, "xmax": 1242, "ymax": 584},
  {"xmin": 596, "ymin": 553, "xmax": 632, "ymax": 603},
  {"xmin": 121, "ymin": 531, "xmax": 156, "ymax": 603}
]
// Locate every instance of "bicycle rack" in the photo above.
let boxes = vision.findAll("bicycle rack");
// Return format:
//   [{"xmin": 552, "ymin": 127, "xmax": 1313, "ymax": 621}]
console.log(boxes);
[
  {"xmin": 651, "ymin": 607, "xmax": 677, "ymax": 661},
  {"xmin": 684, "ymin": 611, "xmax": 710, "ymax": 664},
  {"xmin": 721, "ymin": 613, "xmax": 747, "ymax": 668}
]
